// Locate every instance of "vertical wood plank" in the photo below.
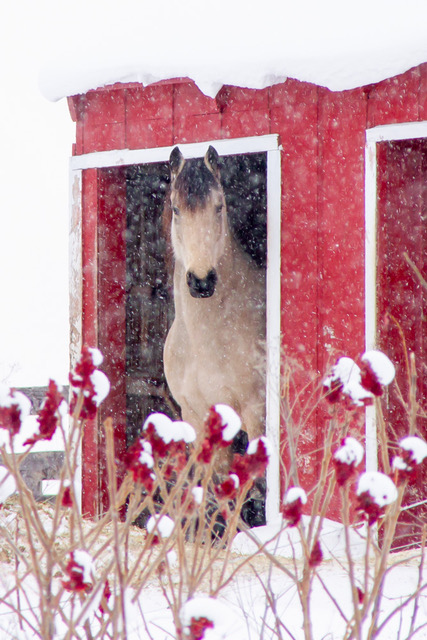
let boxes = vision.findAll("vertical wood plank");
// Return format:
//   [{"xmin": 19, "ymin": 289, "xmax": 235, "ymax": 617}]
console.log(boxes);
[
  {"xmin": 97, "ymin": 167, "xmax": 128, "ymax": 515},
  {"xmin": 317, "ymin": 87, "xmax": 367, "ymax": 368},
  {"xmin": 367, "ymin": 67, "xmax": 420, "ymax": 128},
  {"xmin": 126, "ymin": 85, "xmax": 174, "ymax": 149},
  {"xmin": 173, "ymin": 81, "xmax": 221, "ymax": 143},
  {"xmin": 83, "ymin": 89, "xmax": 126, "ymax": 153},
  {"xmin": 271, "ymin": 79, "xmax": 321, "ymax": 498},
  {"xmin": 81, "ymin": 168, "xmax": 99, "ymax": 518}
]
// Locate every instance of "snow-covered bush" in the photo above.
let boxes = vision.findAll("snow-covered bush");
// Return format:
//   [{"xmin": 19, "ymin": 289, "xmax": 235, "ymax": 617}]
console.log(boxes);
[{"xmin": 0, "ymin": 345, "xmax": 425, "ymax": 640}]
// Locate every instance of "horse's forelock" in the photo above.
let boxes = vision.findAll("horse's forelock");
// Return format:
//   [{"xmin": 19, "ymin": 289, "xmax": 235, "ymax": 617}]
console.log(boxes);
[{"xmin": 174, "ymin": 158, "xmax": 221, "ymax": 212}]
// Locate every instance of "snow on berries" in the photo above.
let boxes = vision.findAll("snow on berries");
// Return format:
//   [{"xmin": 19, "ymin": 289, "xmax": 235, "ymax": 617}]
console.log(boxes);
[
  {"xmin": 323, "ymin": 357, "xmax": 373, "ymax": 407},
  {"xmin": 69, "ymin": 345, "xmax": 110, "ymax": 419},
  {"xmin": 180, "ymin": 596, "xmax": 231, "ymax": 640},
  {"xmin": 323, "ymin": 351, "xmax": 395, "ymax": 408},
  {"xmin": 360, "ymin": 350, "xmax": 395, "ymax": 396},
  {"xmin": 392, "ymin": 435, "xmax": 427, "ymax": 483},
  {"xmin": 215, "ymin": 473, "xmax": 240, "ymax": 501},
  {"xmin": 282, "ymin": 486, "xmax": 307, "ymax": 527},
  {"xmin": 356, "ymin": 471, "xmax": 398, "ymax": 525},
  {"xmin": 198, "ymin": 405, "xmax": 242, "ymax": 463},
  {"xmin": 146, "ymin": 514, "xmax": 175, "ymax": 544},
  {"xmin": 124, "ymin": 438, "xmax": 155, "ymax": 490},
  {"xmin": 62, "ymin": 550, "xmax": 95, "ymax": 593},
  {"xmin": 333, "ymin": 437, "xmax": 364, "ymax": 486},
  {"xmin": 230, "ymin": 436, "xmax": 270, "ymax": 486}
]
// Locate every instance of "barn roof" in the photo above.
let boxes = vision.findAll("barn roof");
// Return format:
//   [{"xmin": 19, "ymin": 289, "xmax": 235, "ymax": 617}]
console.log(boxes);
[{"xmin": 39, "ymin": 0, "xmax": 427, "ymax": 101}]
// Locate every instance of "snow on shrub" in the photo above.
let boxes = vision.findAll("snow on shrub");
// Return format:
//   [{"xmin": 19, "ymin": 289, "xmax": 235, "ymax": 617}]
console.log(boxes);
[
  {"xmin": 0, "ymin": 465, "xmax": 17, "ymax": 504},
  {"xmin": 356, "ymin": 471, "xmax": 398, "ymax": 525},
  {"xmin": 281, "ymin": 486, "xmax": 307, "ymax": 527},
  {"xmin": 198, "ymin": 405, "xmax": 241, "ymax": 463},
  {"xmin": 142, "ymin": 413, "xmax": 195, "ymax": 478},
  {"xmin": 180, "ymin": 596, "xmax": 231, "ymax": 639},
  {"xmin": 69, "ymin": 345, "xmax": 110, "ymax": 419},
  {"xmin": 147, "ymin": 514, "xmax": 175, "ymax": 544},
  {"xmin": 62, "ymin": 550, "xmax": 95, "ymax": 593},
  {"xmin": 392, "ymin": 435, "xmax": 427, "ymax": 483},
  {"xmin": 323, "ymin": 357, "xmax": 373, "ymax": 407},
  {"xmin": 23, "ymin": 379, "xmax": 67, "ymax": 445},
  {"xmin": 230, "ymin": 437, "xmax": 270, "ymax": 486},
  {"xmin": 360, "ymin": 350, "xmax": 395, "ymax": 396},
  {"xmin": 124, "ymin": 438, "xmax": 155, "ymax": 490},
  {"xmin": 324, "ymin": 351, "xmax": 395, "ymax": 408},
  {"xmin": 215, "ymin": 473, "xmax": 240, "ymax": 501},
  {"xmin": 0, "ymin": 384, "xmax": 31, "ymax": 436},
  {"xmin": 333, "ymin": 437, "xmax": 364, "ymax": 486},
  {"xmin": 191, "ymin": 486, "xmax": 204, "ymax": 505},
  {"xmin": 143, "ymin": 413, "xmax": 195, "ymax": 458}
]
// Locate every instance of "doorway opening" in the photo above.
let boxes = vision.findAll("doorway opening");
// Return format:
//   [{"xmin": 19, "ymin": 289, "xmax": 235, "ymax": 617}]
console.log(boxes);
[
  {"xmin": 375, "ymin": 136, "xmax": 427, "ymax": 547},
  {"xmin": 124, "ymin": 152, "xmax": 268, "ymax": 526}
]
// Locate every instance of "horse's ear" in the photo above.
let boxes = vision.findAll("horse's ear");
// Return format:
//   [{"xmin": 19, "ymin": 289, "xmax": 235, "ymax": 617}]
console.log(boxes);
[
  {"xmin": 204, "ymin": 146, "xmax": 220, "ymax": 178},
  {"xmin": 170, "ymin": 146, "xmax": 185, "ymax": 181}
]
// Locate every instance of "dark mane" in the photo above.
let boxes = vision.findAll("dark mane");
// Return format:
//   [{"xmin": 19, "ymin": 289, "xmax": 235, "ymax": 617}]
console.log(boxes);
[{"xmin": 174, "ymin": 158, "xmax": 220, "ymax": 211}]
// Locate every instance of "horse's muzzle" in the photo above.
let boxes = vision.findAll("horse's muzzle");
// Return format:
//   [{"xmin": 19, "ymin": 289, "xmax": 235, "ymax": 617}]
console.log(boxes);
[{"xmin": 186, "ymin": 269, "xmax": 217, "ymax": 298}]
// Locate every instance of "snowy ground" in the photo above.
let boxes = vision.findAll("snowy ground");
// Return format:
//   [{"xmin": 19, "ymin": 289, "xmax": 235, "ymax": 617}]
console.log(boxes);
[{"xmin": 0, "ymin": 500, "xmax": 425, "ymax": 640}]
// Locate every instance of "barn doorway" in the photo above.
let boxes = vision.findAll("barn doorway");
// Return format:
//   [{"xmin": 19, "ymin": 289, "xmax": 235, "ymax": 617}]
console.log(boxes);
[
  {"xmin": 125, "ymin": 152, "xmax": 268, "ymax": 526},
  {"xmin": 375, "ymin": 136, "xmax": 427, "ymax": 547},
  {"xmin": 72, "ymin": 134, "xmax": 281, "ymax": 521}
]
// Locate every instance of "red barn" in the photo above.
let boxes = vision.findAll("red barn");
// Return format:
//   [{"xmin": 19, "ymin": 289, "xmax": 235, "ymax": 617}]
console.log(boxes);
[{"xmin": 43, "ymin": 9, "xmax": 427, "ymax": 530}]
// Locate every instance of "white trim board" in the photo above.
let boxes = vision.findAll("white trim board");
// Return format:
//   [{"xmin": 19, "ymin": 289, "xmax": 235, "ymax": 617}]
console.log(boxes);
[
  {"xmin": 70, "ymin": 133, "xmax": 282, "ymax": 524},
  {"xmin": 70, "ymin": 134, "xmax": 280, "ymax": 171},
  {"xmin": 364, "ymin": 121, "xmax": 427, "ymax": 472},
  {"xmin": 366, "ymin": 121, "xmax": 427, "ymax": 144}
]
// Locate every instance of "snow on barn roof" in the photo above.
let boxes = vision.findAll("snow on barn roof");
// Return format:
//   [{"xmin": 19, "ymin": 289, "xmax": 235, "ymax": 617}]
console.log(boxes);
[{"xmin": 39, "ymin": 0, "xmax": 427, "ymax": 101}]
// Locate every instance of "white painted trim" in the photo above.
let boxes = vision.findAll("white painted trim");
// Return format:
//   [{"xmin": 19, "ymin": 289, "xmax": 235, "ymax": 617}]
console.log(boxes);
[
  {"xmin": 70, "ymin": 133, "xmax": 282, "ymax": 524},
  {"xmin": 364, "ymin": 138, "xmax": 378, "ymax": 472},
  {"xmin": 265, "ymin": 147, "xmax": 281, "ymax": 524},
  {"xmin": 366, "ymin": 121, "xmax": 427, "ymax": 144},
  {"xmin": 364, "ymin": 120, "xmax": 427, "ymax": 472},
  {"xmin": 70, "ymin": 134, "xmax": 280, "ymax": 171},
  {"xmin": 69, "ymin": 168, "xmax": 83, "ymax": 512}
]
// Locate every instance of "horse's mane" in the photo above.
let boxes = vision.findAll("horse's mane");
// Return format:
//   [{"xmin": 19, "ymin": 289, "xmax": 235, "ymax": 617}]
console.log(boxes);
[{"xmin": 173, "ymin": 158, "xmax": 220, "ymax": 212}]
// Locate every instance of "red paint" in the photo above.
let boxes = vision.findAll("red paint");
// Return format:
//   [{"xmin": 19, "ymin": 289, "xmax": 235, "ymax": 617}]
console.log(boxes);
[
  {"xmin": 367, "ymin": 67, "xmax": 421, "ymax": 128},
  {"xmin": 81, "ymin": 168, "xmax": 99, "ymax": 517},
  {"xmin": 126, "ymin": 85, "xmax": 174, "ymax": 149},
  {"xmin": 97, "ymin": 168, "xmax": 127, "ymax": 515}
]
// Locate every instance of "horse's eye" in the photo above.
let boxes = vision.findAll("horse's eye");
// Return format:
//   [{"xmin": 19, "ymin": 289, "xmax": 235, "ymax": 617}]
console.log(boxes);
[
  {"xmin": 215, "ymin": 204, "xmax": 223, "ymax": 215},
  {"xmin": 172, "ymin": 206, "xmax": 180, "ymax": 217}
]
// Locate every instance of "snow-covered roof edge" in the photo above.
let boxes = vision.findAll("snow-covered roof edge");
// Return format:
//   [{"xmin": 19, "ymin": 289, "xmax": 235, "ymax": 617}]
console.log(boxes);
[
  {"xmin": 38, "ymin": 0, "xmax": 427, "ymax": 102},
  {"xmin": 40, "ymin": 53, "xmax": 427, "ymax": 103}
]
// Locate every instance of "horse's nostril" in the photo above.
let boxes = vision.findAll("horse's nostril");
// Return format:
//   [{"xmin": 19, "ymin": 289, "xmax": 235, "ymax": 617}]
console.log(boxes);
[{"xmin": 187, "ymin": 269, "xmax": 217, "ymax": 298}]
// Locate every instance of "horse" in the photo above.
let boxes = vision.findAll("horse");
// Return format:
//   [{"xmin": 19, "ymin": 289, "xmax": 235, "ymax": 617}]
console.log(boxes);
[{"xmin": 163, "ymin": 145, "xmax": 266, "ymax": 473}]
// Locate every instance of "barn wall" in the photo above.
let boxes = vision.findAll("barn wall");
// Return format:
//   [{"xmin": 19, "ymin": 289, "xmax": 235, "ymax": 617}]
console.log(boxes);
[{"xmin": 68, "ymin": 63, "xmax": 427, "ymax": 515}]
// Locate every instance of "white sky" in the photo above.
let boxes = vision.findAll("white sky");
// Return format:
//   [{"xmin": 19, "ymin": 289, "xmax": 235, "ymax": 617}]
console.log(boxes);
[{"xmin": 0, "ymin": 3, "xmax": 74, "ymax": 387}]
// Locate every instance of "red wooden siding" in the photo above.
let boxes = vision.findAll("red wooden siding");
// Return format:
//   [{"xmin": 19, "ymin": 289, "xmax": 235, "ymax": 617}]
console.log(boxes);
[{"xmin": 70, "ymin": 63, "xmax": 427, "ymax": 517}]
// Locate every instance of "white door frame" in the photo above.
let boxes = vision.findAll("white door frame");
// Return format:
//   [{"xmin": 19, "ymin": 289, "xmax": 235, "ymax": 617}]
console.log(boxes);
[
  {"xmin": 70, "ymin": 133, "xmax": 282, "ymax": 523},
  {"xmin": 364, "ymin": 121, "xmax": 427, "ymax": 471}
]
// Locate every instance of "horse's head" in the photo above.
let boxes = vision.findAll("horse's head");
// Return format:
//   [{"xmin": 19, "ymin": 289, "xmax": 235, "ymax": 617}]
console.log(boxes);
[{"xmin": 169, "ymin": 146, "xmax": 227, "ymax": 299}]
